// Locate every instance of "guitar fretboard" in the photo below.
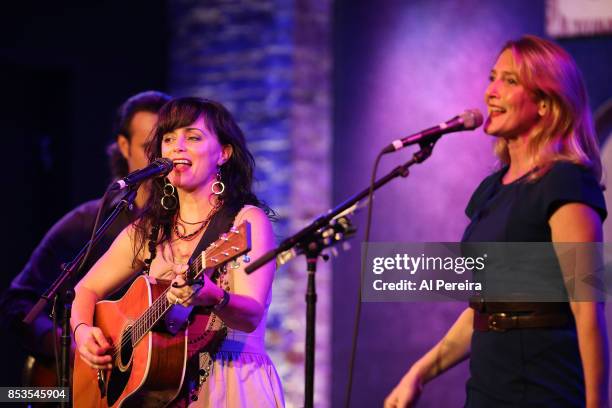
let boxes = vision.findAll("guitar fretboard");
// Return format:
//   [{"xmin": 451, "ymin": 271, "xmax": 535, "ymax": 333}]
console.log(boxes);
[
  {"xmin": 131, "ymin": 255, "xmax": 202, "ymax": 346},
  {"xmin": 110, "ymin": 227, "xmax": 248, "ymax": 358}
]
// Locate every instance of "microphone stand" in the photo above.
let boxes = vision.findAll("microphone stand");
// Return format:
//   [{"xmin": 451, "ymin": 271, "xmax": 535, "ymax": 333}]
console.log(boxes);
[
  {"xmin": 244, "ymin": 142, "xmax": 437, "ymax": 408},
  {"xmin": 24, "ymin": 186, "xmax": 138, "ymax": 408}
]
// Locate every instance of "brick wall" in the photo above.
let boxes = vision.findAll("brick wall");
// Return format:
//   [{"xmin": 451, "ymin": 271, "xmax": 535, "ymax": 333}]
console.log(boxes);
[{"xmin": 168, "ymin": 1, "xmax": 332, "ymax": 406}]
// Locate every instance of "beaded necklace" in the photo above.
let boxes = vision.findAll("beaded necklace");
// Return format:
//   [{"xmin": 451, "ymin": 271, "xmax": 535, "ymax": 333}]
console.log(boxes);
[{"xmin": 173, "ymin": 206, "xmax": 219, "ymax": 241}]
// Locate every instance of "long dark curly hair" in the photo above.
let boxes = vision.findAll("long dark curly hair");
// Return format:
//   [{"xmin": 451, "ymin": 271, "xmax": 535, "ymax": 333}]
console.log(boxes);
[{"xmin": 133, "ymin": 97, "xmax": 272, "ymax": 263}]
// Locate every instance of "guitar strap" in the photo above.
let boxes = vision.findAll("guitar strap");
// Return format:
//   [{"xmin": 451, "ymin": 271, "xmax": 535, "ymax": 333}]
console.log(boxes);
[
  {"xmin": 169, "ymin": 202, "xmax": 245, "ymax": 407},
  {"xmin": 188, "ymin": 202, "xmax": 243, "ymax": 273}
]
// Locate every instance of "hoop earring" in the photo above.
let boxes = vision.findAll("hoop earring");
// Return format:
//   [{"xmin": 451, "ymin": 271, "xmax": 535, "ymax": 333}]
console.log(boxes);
[
  {"xmin": 161, "ymin": 180, "xmax": 178, "ymax": 210},
  {"xmin": 211, "ymin": 168, "xmax": 225, "ymax": 195}
]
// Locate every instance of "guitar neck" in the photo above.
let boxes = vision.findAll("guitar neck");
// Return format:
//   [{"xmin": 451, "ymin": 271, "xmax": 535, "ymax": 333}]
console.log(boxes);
[
  {"xmin": 130, "ymin": 261, "xmax": 202, "ymax": 345},
  {"xmin": 128, "ymin": 221, "xmax": 251, "ymax": 346}
]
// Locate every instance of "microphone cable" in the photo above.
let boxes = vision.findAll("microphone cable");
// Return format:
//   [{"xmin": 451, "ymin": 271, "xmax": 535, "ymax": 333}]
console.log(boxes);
[
  {"xmin": 344, "ymin": 139, "xmax": 439, "ymax": 407},
  {"xmin": 343, "ymin": 148, "xmax": 384, "ymax": 408}
]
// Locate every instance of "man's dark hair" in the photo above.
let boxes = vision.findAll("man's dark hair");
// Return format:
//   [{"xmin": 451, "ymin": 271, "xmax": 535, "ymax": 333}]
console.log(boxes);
[{"xmin": 107, "ymin": 90, "xmax": 171, "ymax": 178}]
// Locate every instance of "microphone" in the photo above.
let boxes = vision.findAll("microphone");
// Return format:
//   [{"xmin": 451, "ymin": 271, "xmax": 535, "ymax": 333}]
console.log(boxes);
[
  {"xmin": 382, "ymin": 109, "xmax": 483, "ymax": 154},
  {"xmin": 111, "ymin": 158, "xmax": 174, "ymax": 190}
]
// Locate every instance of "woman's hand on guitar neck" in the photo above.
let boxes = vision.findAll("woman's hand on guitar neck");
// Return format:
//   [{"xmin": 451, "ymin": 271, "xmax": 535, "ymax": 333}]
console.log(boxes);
[
  {"xmin": 74, "ymin": 325, "xmax": 113, "ymax": 370},
  {"xmin": 167, "ymin": 272, "xmax": 223, "ymax": 308}
]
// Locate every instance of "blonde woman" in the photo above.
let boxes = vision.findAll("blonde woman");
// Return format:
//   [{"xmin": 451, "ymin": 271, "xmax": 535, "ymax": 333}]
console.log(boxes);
[{"xmin": 385, "ymin": 35, "xmax": 609, "ymax": 408}]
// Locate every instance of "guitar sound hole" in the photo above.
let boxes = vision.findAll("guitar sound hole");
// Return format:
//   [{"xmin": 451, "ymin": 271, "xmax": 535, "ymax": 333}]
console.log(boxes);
[{"xmin": 119, "ymin": 328, "xmax": 134, "ymax": 368}]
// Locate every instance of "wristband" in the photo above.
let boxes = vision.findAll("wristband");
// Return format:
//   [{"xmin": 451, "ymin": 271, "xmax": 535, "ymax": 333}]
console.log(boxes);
[
  {"xmin": 212, "ymin": 290, "xmax": 230, "ymax": 312},
  {"xmin": 73, "ymin": 322, "xmax": 88, "ymax": 338}
]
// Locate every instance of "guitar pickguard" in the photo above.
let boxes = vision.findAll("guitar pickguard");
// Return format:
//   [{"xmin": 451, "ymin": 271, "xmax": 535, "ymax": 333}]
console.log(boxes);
[{"xmin": 106, "ymin": 362, "xmax": 132, "ymax": 406}]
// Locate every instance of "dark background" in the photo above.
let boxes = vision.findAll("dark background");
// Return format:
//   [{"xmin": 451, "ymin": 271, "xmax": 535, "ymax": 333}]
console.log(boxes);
[
  {"xmin": 0, "ymin": 1, "xmax": 167, "ymax": 386},
  {"xmin": 1, "ymin": 1, "xmax": 168, "ymax": 296}
]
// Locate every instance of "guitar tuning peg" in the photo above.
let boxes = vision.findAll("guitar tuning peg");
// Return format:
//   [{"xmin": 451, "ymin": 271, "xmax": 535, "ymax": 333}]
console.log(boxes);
[{"xmin": 242, "ymin": 254, "xmax": 251, "ymax": 263}]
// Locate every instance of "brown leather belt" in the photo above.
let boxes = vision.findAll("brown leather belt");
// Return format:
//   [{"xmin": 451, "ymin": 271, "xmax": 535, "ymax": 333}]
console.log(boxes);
[
  {"xmin": 472, "ymin": 310, "xmax": 572, "ymax": 332},
  {"xmin": 468, "ymin": 297, "xmax": 570, "ymax": 313},
  {"xmin": 469, "ymin": 297, "xmax": 573, "ymax": 332}
]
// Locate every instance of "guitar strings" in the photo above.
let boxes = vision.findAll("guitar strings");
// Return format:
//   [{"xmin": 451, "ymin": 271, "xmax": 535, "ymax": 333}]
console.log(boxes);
[
  {"xmin": 108, "ymin": 229, "xmax": 240, "ymax": 359},
  {"xmin": 128, "ymin": 248, "xmax": 209, "ymax": 345},
  {"xmin": 111, "ymin": 257, "xmax": 204, "ymax": 358}
]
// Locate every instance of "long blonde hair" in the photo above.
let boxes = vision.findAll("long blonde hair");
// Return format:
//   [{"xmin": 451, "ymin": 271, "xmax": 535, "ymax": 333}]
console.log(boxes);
[{"xmin": 493, "ymin": 35, "xmax": 601, "ymax": 181}]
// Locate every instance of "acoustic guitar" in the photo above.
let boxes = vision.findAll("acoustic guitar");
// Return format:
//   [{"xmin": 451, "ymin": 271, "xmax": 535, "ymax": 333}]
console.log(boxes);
[{"xmin": 72, "ymin": 222, "xmax": 251, "ymax": 407}]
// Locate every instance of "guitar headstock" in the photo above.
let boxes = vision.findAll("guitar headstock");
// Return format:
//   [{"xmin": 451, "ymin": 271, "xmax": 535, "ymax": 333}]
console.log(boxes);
[{"xmin": 201, "ymin": 221, "xmax": 252, "ymax": 270}]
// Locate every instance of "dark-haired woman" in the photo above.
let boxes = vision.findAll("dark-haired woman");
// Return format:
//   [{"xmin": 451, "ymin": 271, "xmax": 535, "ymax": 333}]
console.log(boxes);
[
  {"xmin": 385, "ymin": 35, "xmax": 609, "ymax": 408},
  {"xmin": 71, "ymin": 97, "xmax": 285, "ymax": 407}
]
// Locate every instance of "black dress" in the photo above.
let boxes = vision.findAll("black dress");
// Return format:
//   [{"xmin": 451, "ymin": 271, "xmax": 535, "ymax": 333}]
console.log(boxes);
[{"xmin": 462, "ymin": 161, "xmax": 606, "ymax": 407}]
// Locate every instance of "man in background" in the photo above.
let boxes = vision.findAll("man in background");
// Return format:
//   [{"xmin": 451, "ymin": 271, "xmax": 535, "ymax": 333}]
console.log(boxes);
[{"xmin": 0, "ymin": 90, "xmax": 171, "ymax": 384}]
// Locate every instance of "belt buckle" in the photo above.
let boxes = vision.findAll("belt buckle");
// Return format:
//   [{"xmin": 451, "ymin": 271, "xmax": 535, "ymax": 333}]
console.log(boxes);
[
  {"xmin": 469, "ymin": 296, "xmax": 485, "ymax": 312},
  {"xmin": 487, "ymin": 312, "xmax": 507, "ymax": 332}
]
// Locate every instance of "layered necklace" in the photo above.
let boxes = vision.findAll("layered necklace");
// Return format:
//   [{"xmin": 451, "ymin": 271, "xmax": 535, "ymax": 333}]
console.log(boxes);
[{"xmin": 173, "ymin": 205, "xmax": 220, "ymax": 241}]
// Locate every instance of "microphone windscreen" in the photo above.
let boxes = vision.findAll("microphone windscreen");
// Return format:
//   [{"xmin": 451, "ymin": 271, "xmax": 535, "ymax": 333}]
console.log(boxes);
[
  {"xmin": 461, "ymin": 109, "xmax": 484, "ymax": 129},
  {"xmin": 154, "ymin": 158, "xmax": 175, "ymax": 171}
]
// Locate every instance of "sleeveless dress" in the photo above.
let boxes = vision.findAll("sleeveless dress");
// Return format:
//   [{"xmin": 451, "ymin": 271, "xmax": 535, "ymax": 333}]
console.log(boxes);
[
  {"xmin": 148, "ymin": 205, "xmax": 285, "ymax": 408},
  {"xmin": 462, "ymin": 161, "xmax": 606, "ymax": 407}
]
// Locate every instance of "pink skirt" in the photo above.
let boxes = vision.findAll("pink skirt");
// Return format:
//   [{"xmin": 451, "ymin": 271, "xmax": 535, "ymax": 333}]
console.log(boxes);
[{"xmin": 189, "ymin": 350, "xmax": 285, "ymax": 408}]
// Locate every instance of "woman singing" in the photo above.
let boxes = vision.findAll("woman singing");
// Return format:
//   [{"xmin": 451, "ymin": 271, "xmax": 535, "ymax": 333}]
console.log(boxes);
[
  {"xmin": 385, "ymin": 35, "xmax": 609, "ymax": 407},
  {"xmin": 71, "ymin": 97, "xmax": 285, "ymax": 407}
]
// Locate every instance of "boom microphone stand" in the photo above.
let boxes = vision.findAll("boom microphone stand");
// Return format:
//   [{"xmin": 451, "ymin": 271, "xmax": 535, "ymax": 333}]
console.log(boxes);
[
  {"xmin": 24, "ymin": 186, "xmax": 138, "ymax": 408},
  {"xmin": 245, "ymin": 142, "xmax": 438, "ymax": 408}
]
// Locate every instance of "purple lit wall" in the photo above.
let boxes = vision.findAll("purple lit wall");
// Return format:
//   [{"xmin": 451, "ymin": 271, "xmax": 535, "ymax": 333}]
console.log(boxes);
[{"xmin": 332, "ymin": 1, "xmax": 612, "ymax": 407}]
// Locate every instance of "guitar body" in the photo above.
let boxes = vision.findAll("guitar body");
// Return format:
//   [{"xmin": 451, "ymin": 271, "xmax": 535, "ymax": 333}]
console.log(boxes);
[
  {"xmin": 23, "ymin": 355, "xmax": 58, "ymax": 387},
  {"xmin": 72, "ymin": 221, "xmax": 251, "ymax": 408},
  {"xmin": 73, "ymin": 276, "xmax": 189, "ymax": 408}
]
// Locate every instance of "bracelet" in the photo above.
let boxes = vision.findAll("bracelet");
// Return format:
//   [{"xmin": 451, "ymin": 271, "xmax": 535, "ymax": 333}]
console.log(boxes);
[
  {"xmin": 212, "ymin": 290, "xmax": 230, "ymax": 312},
  {"xmin": 73, "ymin": 322, "xmax": 89, "ymax": 338}
]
